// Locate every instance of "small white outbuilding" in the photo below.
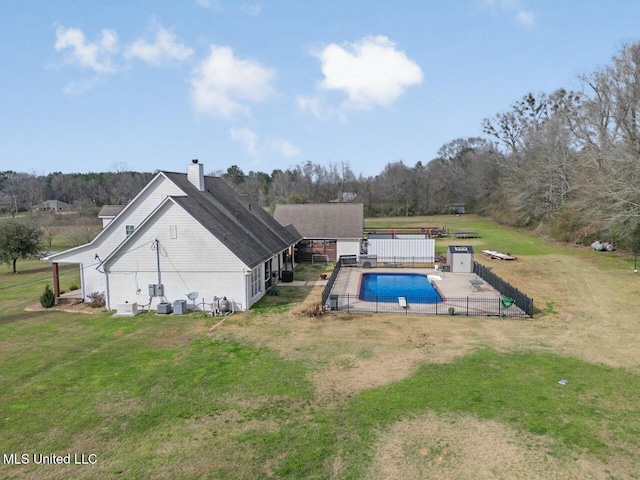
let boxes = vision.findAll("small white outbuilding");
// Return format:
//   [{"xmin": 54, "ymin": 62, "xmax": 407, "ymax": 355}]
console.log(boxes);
[{"xmin": 446, "ymin": 245, "xmax": 474, "ymax": 273}]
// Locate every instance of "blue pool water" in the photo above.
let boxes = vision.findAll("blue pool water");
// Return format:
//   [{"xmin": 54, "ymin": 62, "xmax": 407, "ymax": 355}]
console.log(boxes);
[{"xmin": 359, "ymin": 273, "xmax": 443, "ymax": 304}]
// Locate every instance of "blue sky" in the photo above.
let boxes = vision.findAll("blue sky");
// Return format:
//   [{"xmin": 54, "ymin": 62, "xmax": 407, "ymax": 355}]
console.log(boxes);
[{"xmin": 2, "ymin": 1, "xmax": 640, "ymax": 177}]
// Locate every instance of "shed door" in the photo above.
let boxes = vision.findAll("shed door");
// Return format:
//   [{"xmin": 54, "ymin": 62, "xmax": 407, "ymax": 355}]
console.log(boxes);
[{"xmin": 455, "ymin": 253, "xmax": 472, "ymax": 273}]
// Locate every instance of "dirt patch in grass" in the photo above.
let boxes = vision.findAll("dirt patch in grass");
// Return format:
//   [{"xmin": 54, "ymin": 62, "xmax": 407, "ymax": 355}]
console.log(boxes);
[
  {"xmin": 25, "ymin": 298, "xmax": 102, "ymax": 314},
  {"xmin": 367, "ymin": 412, "xmax": 634, "ymax": 480},
  {"xmin": 222, "ymin": 309, "xmax": 484, "ymax": 400}
]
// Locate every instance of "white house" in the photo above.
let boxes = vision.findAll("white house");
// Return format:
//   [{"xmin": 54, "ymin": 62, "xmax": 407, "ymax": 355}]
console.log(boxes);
[
  {"xmin": 273, "ymin": 203, "xmax": 364, "ymax": 262},
  {"xmin": 44, "ymin": 161, "xmax": 301, "ymax": 312}
]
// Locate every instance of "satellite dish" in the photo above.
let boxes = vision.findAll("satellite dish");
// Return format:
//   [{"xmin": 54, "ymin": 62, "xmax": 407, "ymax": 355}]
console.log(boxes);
[{"xmin": 186, "ymin": 292, "xmax": 198, "ymax": 301}]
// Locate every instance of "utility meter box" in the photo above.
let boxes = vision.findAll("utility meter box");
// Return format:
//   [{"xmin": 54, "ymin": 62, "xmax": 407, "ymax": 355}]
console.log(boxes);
[{"xmin": 148, "ymin": 284, "xmax": 164, "ymax": 297}]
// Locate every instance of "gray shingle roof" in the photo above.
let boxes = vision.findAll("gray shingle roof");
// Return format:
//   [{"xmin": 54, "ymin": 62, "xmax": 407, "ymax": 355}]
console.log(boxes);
[
  {"xmin": 164, "ymin": 172, "xmax": 302, "ymax": 268},
  {"xmin": 98, "ymin": 205, "xmax": 125, "ymax": 218},
  {"xmin": 273, "ymin": 203, "xmax": 364, "ymax": 239}
]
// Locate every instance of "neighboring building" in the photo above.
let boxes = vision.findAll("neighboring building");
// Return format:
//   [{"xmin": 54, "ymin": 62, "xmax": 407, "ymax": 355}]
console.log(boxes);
[
  {"xmin": 98, "ymin": 205, "xmax": 125, "ymax": 228},
  {"xmin": 44, "ymin": 161, "xmax": 301, "ymax": 312},
  {"xmin": 273, "ymin": 203, "xmax": 364, "ymax": 262},
  {"xmin": 35, "ymin": 200, "xmax": 73, "ymax": 211},
  {"xmin": 329, "ymin": 192, "xmax": 358, "ymax": 203},
  {"xmin": 449, "ymin": 203, "xmax": 465, "ymax": 214},
  {"xmin": 446, "ymin": 245, "xmax": 474, "ymax": 273}
]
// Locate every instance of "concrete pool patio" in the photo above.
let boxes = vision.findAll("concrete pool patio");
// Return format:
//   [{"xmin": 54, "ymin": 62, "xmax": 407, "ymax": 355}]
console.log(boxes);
[{"xmin": 325, "ymin": 266, "xmax": 528, "ymax": 318}]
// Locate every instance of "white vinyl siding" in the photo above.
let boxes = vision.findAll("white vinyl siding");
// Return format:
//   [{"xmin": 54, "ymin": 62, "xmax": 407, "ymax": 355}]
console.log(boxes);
[
  {"xmin": 105, "ymin": 201, "xmax": 248, "ymax": 310},
  {"xmin": 107, "ymin": 202, "xmax": 246, "ymax": 273},
  {"xmin": 367, "ymin": 238, "xmax": 436, "ymax": 263},
  {"xmin": 336, "ymin": 239, "xmax": 361, "ymax": 260}
]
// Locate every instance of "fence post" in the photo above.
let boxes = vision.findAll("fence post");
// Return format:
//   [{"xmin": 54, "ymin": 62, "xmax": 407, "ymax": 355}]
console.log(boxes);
[
  {"xmin": 376, "ymin": 295, "xmax": 378, "ymax": 313},
  {"xmin": 347, "ymin": 293, "xmax": 350, "ymax": 313},
  {"xmin": 466, "ymin": 296, "xmax": 469, "ymax": 316}
]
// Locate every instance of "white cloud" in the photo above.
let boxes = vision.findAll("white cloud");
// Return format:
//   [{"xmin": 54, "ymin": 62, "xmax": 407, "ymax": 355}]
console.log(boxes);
[
  {"xmin": 194, "ymin": 0, "xmax": 223, "ymax": 9},
  {"xmin": 61, "ymin": 78, "xmax": 100, "ymax": 96},
  {"xmin": 515, "ymin": 10, "xmax": 536, "ymax": 26},
  {"xmin": 230, "ymin": 128, "xmax": 301, "ymax": 159},
  {"xmin": 241, "ymin": 3, "xmax": 262, "ymax": 16},
  {"xmin": 229, "ymin": 127, "xmax": 258, "ymax": 156},
  {"xmin": 268, "ymin": 139, "xmax": 300, "ymax": 157},
  {"xmin": 125, "ymin": 24, "xmax": 193, "ymax": 65},
  {"xmin": 296, "ymin": 95, "xmax": 324, "ymax": 119},
  {"xmin": 54, "ymin": 26, "xmax": 119, "ymax": 74},
  {"xmin": 484, "ymin": 0, "xmax": 536, "ymax": 26},
  {"xmin": 190, "ymin": 45, "xmax": 275, "ymax": 117},
  {"xmin": 304, "ymin": 35, "xmax": 423, "ymax": 114}
]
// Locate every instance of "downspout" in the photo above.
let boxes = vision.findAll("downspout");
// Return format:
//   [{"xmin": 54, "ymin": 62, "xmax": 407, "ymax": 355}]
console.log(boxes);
[
  {"xmin": 155, "ymin": 238, "xmax": 161, "ymax": 285},
  {"xmin": 245, "ymin": 269, "xmax": 250, "ymax": 311},
  {"xmin": 80, "ymin": 262, "xmax": 86, "ymax": 301},
  {"xmin": 52, "ymin": 263, "xmax": 60, "ymax": 305},
  {"xmin": 104, "ymin": 272, "xmax": 111, "ymax": 310}
]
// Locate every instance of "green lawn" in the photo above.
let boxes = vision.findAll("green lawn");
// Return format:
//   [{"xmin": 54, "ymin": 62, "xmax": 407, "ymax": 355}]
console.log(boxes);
[
  {"xmin": 366, "ymin": 214, "xmax": 558, "ymax": 256},
  {"xmin": 1, "ymin": 216, "xmax": 639, "ymax": 478},
  {"xmin": 1, "ymin": 311, "xmax": 638, "ymax": 478}
]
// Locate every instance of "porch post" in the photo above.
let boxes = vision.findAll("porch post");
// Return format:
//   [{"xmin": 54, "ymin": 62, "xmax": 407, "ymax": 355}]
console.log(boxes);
[{"xmin": 52, "ymin": 262, "xmax": 60, "ymax": 305}]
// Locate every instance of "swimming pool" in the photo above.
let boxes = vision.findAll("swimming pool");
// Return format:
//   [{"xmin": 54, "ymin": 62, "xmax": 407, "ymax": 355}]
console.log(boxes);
[{"xmin": 359, "ymin": 273, "xmax": 443, "ymax": 304}]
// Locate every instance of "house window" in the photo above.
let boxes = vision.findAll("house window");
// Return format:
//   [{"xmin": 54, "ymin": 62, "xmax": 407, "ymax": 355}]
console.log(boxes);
[
  {"xmin": 250, "ymin": 265, "xmax": 262, "ymax": 298},
  {"xmin": 170, "ymin": 225, "xmax": 177, "ymax": 239},
  {"xmin": 125, "ymin": 225, "xmax": 134, "ymax": 236}
]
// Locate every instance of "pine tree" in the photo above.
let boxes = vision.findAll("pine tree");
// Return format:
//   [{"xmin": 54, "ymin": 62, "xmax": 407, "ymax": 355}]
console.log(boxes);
[{"xmin": 40, "ymin": 284, "xmax": 55, "ymax": 308}]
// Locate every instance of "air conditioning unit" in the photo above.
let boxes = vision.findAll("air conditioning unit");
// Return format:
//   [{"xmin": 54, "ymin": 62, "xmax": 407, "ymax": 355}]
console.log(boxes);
[
  {"xmin": 360, "ymin": 254, "xmax": 378, "ymax": 268},
  {"xmin": 157, "ymin": 302, "xmax": 172, "ymax": 314},
  {"xmin": 173, "ymin": 300, "xmax": 187, "ymax": 315}
]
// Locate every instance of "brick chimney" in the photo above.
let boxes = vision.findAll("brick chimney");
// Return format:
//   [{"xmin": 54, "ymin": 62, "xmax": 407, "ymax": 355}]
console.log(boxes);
[{"xmin": 188, "ymin": 159, "xmax": 204, "ymax": 191}]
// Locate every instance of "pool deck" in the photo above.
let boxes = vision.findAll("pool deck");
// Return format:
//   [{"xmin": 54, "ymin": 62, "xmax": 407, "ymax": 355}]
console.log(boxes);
[
  {"xmin": 325, "ymin": 266, "xmax": 523, "ymax": 316},
  {"xmin": 331, "ymin": 266, "xmax": 500, "ymax": 300}
]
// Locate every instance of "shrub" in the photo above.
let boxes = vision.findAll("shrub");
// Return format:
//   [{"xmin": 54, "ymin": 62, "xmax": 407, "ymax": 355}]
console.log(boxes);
[
  {"xmin": 87, "ymin": 291, "xmax": 106, "ymax": 309},
  {"xmin": 301, "ymin": 303, "xmax": 325, "ymax": 317},
  {"xmin": 39, "ymin": 284, "xmax": 55, "ymax": 308}
]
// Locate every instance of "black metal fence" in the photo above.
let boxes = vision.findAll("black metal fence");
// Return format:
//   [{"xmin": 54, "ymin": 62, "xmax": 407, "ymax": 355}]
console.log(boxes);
[
  {"xmin": 321, "ymin": 257, "xmax": 343, "ymax": 306},
  {"xmin": 473, "ymin": 261, "xmax": 534, "ymax": 317},
  {"xmin": 320, "ymin": 258, "xmax": 534, "ymax": 318},
  {"xmin": 326, "ymin": 294, "xmax": 529, "ymax": 318}
]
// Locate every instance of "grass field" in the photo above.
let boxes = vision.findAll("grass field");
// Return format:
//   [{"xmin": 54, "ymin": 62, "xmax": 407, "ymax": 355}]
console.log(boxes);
[{"xmin": 1, "ymin": 214, "xmax": 639, "ymax": 479}]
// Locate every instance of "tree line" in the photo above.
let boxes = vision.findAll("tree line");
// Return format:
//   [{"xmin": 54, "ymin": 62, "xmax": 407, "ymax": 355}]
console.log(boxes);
[{"xmin": 2, "ymin": 42, "xmax": 640, "ymax": 251}]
